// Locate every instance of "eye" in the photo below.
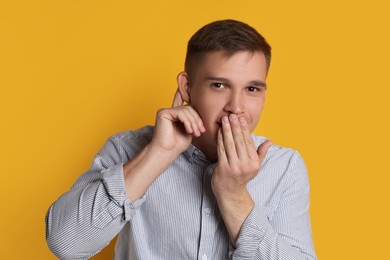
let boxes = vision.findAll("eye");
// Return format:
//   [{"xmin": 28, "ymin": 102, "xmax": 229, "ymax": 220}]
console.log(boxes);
[
  {"xmin": 212, "ymin": 82, "xmax": 225, "ymax": 89},
  {"xmin": 247, "ymin": 86, "xmax": 259, "ymax": 92}
]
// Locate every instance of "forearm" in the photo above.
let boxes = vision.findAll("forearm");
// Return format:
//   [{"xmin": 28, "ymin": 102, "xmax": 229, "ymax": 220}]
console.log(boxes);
[
  {"xmin": 230, "ymin": 152, "xmax": 316, "ymax": 260},
  {"xmin": 216, "ymin": 193, "xmax": 315, "ymax": 260},
  {"xmin": 46, "ymin": 141, "xmax": 182, "ymax": 258},
  {"xmin": 214, "ymin": 188, "xmax": 254, "ymax": 247},
  {"xmin": 123, "ymin": 143, "xmax": 179, "ymax": 200}
]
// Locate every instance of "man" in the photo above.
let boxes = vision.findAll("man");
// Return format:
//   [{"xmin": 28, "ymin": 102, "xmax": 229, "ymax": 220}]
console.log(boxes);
[{"xmin": 46, "ymin": 19, "xmax": 317, "ymax": 259}]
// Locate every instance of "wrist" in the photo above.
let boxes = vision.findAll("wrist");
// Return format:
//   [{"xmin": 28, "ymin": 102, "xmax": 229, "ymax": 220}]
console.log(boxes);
[
  {"xmin": 212, "ymin": 183, "xmax": 253, "ymax": 209},
  {"xmin": 211, "ymin": 173, "xmax": 249, "ymax": 200},
  {"xmin": 212, "ymin": 186, "xmax": 254, "ymax": 247},
  {"xmin": 146, "ymin": 142, "xmax": 182, "ymax": 162}
]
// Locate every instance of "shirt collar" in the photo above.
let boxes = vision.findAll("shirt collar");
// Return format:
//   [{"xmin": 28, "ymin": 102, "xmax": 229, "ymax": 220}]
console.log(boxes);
[
  {"xmin": 183, "ymin": 134, "xmax": 269, "ymax": 165},
  {"xmin": 184, "ymin": 144, "xmax": 212, "ymax": 166}
]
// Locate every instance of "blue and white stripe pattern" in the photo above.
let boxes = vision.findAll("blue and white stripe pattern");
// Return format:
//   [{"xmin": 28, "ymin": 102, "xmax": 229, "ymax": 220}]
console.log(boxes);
[{"xmin": 46, "ymin": 125, "xmax": 317, "ymax": 260}]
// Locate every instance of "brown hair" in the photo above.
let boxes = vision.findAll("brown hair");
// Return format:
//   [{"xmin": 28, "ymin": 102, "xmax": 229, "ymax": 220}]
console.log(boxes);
[{"xmin": 185, "ymin": 19, "xmax": 272, "ymax": 78}]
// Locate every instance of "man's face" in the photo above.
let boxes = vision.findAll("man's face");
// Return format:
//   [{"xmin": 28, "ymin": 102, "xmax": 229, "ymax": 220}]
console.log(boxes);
[{"xmin": 187, "ymin": 50, "xmax": 268, "ymax": 160}]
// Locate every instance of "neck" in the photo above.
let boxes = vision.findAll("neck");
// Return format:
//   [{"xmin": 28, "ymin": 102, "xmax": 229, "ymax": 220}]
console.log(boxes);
[{"xmin": 192, "ymin": 137, "xmax": 218, "ymax": 162}]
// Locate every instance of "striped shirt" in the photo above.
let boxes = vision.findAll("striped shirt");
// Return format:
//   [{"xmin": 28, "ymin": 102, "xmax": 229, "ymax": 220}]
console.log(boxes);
[{"xmin": 45, "ymin": 125, "xmax": 317, "ymax": 260}]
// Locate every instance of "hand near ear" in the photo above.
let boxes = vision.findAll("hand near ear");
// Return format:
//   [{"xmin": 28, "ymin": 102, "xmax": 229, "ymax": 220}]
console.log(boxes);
[
  {"xmin": 150, "ymin": 89, "xmax": 206, "ymax": 156},
  {"xmin": 122, "ymin": 89, "xmax": 205, "ymax": 201}
]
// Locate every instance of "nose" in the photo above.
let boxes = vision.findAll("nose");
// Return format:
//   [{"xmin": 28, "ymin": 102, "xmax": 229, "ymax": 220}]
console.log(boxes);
[{"xmin": 223, "ymin": 92, "xmax": 244, "ymax": 115}]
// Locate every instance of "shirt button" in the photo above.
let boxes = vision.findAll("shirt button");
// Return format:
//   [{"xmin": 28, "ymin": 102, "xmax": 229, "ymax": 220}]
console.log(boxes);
[{"xmin": 205, "ymin": 208, "xmax": 211, "ymax": 216}]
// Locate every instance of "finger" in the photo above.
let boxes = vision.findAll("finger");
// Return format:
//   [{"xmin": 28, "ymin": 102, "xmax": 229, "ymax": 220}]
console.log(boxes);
[
  {"xmin": 229, "ymin": 114, "xmax": 246, "ymax": 159},
  {"xmin": 172, "ymin": 90, "xmax": 183, "ymax": 108},
  {"xmin": 238, "ymin": 116, "xmax": 257, "ymax": 158},
  {"xmin": 221, "ymin": 115, "xmax": 238, "ymax": 164},
  {"xmin": 172, "ymin": 108, "xmax": 195, "ymax": 135},
  {"xmin": 185, "ymin": 106, "xmax": 206, "ymax": 133},
  {"xmin": 181, "ymin": 107, "xmax": 202, "ymax": 136},
  {"xmin": 169, "ymin": 107, "xmax": 202, "ymax": 137},
  {"xmin": 257, "ymin": 140, "xmax": 273, "ymax": 164},
  {"xmin": 217, "ymin": 128, "xmax": 227, "ymax": 163}
]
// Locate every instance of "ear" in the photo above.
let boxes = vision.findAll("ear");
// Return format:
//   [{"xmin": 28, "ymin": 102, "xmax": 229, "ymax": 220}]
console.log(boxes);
[{"xmin": 176, "ymin": 72, "xmax": 191, "ymax": 103}]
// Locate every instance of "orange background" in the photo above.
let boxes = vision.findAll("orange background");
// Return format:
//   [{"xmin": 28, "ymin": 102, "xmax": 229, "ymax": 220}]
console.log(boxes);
[{"xmin": 1, "ymin": 0, "xmax": 389, "ymax": 259}]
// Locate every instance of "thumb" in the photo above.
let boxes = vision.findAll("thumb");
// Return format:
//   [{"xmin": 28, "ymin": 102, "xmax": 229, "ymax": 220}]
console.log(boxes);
[
  {"xmin": 172, "ymin": 90, "xmax": 183, "ymax": 108},
  {"xmin": 257, "ymin": 140, "xmax": 273, "ymax": 162}
]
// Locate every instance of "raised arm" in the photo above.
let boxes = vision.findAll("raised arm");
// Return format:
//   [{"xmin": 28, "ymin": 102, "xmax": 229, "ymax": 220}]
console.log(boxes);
[
  {"xmin": 45, "ymin": 90, "xmax": 205, "ymax": 259},
  {"xmin": 212, "ymin": 114, "xmax": 316, "ymax": 260}
]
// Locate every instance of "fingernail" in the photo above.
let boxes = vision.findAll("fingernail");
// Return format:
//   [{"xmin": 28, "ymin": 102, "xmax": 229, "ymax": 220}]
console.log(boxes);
[
  {"xmin": 239, "ymin": 117, "xmax": 246, "ymax": 124},
  {"xmin": 230, "ymin": 114, "xmax": 238, "ymax": 123},
  {"xmin": 222, "ymin": 116, "xmax": 229, "ymax": 124}
]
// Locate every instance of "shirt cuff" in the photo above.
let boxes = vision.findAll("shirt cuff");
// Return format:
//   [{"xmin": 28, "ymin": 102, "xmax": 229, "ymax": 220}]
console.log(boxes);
[
  {"xmin": 101, "ymin": 163, "xmax": 128, "ymax": 203},
  {"xmin": 98, "ymin": 164, "xmax": 146, "ymax": 224},
  {"xmin": 229, "ymin": 205, "xmax": 271, "ymax": 259}
]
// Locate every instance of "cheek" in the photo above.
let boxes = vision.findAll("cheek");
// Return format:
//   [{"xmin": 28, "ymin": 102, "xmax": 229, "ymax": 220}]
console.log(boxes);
[
  {"xmin": 198, "ymin": 107, "xmax": 217, "ymax": 126},
  {"xmin": 248, "ymin": 101, "xmax": 265, "ymax": 122},
  {"xmin": 191, "ymin": 97, "xmax": 220, "ymax": 120}
]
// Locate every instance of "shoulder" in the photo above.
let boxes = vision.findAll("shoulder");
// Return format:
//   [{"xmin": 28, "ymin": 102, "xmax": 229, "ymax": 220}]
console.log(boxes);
[
  {"xmin": 250, "ymin": 134, "xmax": 310, "ymax": 201},
  {"xmin": 248, "ymin": 135, "xmax": 310, "ymax": 212},
  {"xmin": 252, "ymin": 134, "xmax": 307, "ymax": 181},
  {"xmin": 252, "ymin": 134, "xmax": 301, "ymax": 162},
  {"xmin": 97, "ymin": 125, "xmax": 154, "ymax": 162},
  {"xmin": 109, "ymin": 125, "xmax": 154, "ymax": 143}
]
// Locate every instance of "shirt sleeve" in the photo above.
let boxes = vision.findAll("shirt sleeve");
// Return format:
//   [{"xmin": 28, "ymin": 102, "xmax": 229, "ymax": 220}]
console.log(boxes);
[
  {"xmin": 229, "ymin": 152, "xmax": 317, "ymax": 260},
  {"xmin": 45, "ymin": 135, "xmax": 146, "ymax": 259}
]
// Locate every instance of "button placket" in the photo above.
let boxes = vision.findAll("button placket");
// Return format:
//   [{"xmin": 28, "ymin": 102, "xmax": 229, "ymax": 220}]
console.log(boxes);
[{"xmin": 198, "ymin": 166, "xmax": 218, "ymax": 259}]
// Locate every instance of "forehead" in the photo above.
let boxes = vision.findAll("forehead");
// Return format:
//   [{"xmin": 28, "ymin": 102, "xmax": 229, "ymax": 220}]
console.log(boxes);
[{"xmin": 193, "ymin": 50, "xmax": 267, "ymax": 83}]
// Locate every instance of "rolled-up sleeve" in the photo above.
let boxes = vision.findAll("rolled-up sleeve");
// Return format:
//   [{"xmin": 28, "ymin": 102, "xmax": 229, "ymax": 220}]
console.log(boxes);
[
  {"xmin": 45, "ymin": 136, "xmax": 146, "ymax": 259},
  {"xmin": 230, "ymin": 152, "xmax": 317, "ymax": 260}
]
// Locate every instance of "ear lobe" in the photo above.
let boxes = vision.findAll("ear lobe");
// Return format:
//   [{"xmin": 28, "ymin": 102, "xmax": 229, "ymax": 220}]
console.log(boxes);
[{"xmin": 176, "ymin": 72, "xmax": 191, "ymax": 103}]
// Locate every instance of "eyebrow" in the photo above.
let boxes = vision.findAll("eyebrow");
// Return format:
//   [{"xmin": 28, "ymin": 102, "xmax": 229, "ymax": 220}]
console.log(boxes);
[{"xmin": 204, "ymin": 76, "xmax": 267, "ymax": 87}]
